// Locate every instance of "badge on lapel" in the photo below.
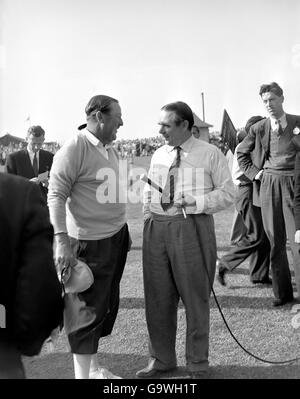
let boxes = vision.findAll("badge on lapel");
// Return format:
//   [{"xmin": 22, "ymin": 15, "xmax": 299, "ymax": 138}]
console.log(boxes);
[{"xmin": 293, "ymin": 126, "xmax": 300, "ymax": 135}]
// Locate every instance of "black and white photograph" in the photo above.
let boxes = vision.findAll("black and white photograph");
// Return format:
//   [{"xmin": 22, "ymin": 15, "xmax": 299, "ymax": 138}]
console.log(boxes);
[{"xmin": 1, "ymin": 0, "xmax": 300, "ymax": 387}]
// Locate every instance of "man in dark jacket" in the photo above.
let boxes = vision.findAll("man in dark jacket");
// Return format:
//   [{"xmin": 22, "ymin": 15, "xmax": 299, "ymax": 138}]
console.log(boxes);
[
  {"xmin": 237, "ymin": 82, "xmax": 300, "ymax": 307},
  {"xmin": 217, "ymin": 116, "xmax": 271, "ymax": 286},
  {"xmin": 0, "ymin": 173, "xmax": 63, "ymax": 378},
  {"xmin": 5, "ymin": 125, "xmax": 54, "ymax": 199}
]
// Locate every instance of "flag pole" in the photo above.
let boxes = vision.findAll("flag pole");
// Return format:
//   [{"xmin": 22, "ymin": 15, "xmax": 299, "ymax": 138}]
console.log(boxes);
[{"xmin": 201, "ymin": 92, "xmax": 205, "ymax": 122}]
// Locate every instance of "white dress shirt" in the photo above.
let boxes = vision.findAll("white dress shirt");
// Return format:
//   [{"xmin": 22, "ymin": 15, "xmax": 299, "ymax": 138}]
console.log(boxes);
[
  {"xmin": 27, "ymin": 146, "xmax": 40, "ymax": 168},
  {"xmin": 143, "ymin": 135, "xmax": 235, "ymax": 216},
  {"xmin": 231, "ymin": 143, "xmax": 245, "ymax": 186},
  {"xmin": 270, "ymin": 113, "xmax": 287, "ymax": 132},
  {"xmin": 83, "ymin": 129, "xmax": 110, "ymax": 159}
]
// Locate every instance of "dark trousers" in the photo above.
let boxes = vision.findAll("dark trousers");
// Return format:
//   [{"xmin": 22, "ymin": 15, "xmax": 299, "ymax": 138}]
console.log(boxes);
[
  {"xmin": 0, "ymin": 329, "xmax": 25, "ymax": 379},
  {"xmin": 260, "ymin": 173, "xmax": 300, "ymax": 300},
  {"xmin": 221, "ymin": 184, "xmax": 270, "ymax": 281},
  {"xmin": 229, "ymin": 209, "xmax": 247, "ymax": 245},
  {"xmin": 65, "ymin": 224, "xmax": 129, "ymax": 354},
  {"xmin": 142, "ymin": 213, "xmax": 216, "ymax": 373}
]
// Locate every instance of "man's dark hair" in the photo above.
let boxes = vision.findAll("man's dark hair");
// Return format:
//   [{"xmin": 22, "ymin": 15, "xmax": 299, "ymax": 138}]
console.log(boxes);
[
  {"xmin": 161, "ymin": 101, "xmax": 194, "ymax": 130},
  {"xmin": 259, "ymin": 82, "xmax": 283, "ymax": 97},
  {"xmin": 85, "ymin": 95, "xmax": 118, "ymax": 116},
  {"xmin": 236, "ymin": 129, "xmax": 247, "ymax": 144},
  {"xmin": 78, "ymin": 95, "xmax": 119, "ymax": 130},
  {"xmin": 27, "ymin": 125, "xmax": 45, "ymax": 138},
  {"xmin": 245, "ymin": 115, "xmax": 265, "ymax": 134}
]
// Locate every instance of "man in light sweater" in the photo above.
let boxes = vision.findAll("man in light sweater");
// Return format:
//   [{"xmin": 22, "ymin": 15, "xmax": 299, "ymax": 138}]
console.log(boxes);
[{"xmin": 48, "ymin": 95, "xmax": 130, "ymax": 379}]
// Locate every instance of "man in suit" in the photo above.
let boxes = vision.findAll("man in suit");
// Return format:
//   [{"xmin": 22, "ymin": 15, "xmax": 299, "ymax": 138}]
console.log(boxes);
[
  {"xmin": 217, "ymin": 117, "xmax": 271, "ymax": 286},
  {"xmin": 5, "ymin": 125, "xmax": 54, "ymax": 198},
  {"xmin": 237, "ymin": 82, "xmax": 300, "ymax": 307},
  {"xmin": 0, "ymin": 173, "xmax": 63, "ymax": 378},
  {"xmin": 294, "ymin": 136, "xmax": 300, "ymax": 244}
]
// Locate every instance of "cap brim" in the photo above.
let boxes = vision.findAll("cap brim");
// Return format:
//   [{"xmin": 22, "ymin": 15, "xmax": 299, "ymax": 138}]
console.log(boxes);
[{"xmin": 78, "ymin": 123, "xmax": 87, "ymax": 131}]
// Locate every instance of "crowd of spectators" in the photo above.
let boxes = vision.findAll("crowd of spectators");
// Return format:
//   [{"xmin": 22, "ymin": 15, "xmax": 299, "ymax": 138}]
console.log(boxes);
[
  {"xmin": 0, "ymin": 141, "xmax": 60, "ymax": 166},
  {"xmin": 0, "ymin": 133, "xmax": 227, "ymax": 166},
  {"xmin": 113, "ymin": 133, "xmax": 227, "ymax": 159},
  {"xmin": 113, "ymin": 136, "xmax": 165, "ymax": 159}
]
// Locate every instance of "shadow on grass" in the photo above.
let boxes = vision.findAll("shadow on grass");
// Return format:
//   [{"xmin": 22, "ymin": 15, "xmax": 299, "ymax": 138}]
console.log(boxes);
[
  {"xmin": 23, "ymin": 352, "xmax": 300, "ymax": 379},
  {"xmin": 218, "ymin": 245, "xmax": 291, "ymax": 252},
  {"xmin": 210, "ymin": 295, "xmax": 289, "ymax": 309},
  {"xmin": 119, "ymin": 295, "xmax": 299, "ymax": 310},
  {"xmin": 119, "ymin": 296, "xmax": 271, "ymax": 309},
  {"xmin": 209, "ymin": 364, "xmax": 300, "ymax": 379}
]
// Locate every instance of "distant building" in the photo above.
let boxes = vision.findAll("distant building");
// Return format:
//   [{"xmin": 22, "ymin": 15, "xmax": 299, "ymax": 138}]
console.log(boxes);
[
  {"xmin": 192, "ymin": 113, "xmax": 213, "ymax": 142},
  {"xmin": 0, "ymin": 133, "xmax": 25, "ymax": 147}
]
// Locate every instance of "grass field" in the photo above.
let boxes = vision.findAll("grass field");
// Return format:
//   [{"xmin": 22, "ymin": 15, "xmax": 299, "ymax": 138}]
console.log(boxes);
[{"xmin": 23, "ymin": 156, "xmax": 300, "ymax": 379}]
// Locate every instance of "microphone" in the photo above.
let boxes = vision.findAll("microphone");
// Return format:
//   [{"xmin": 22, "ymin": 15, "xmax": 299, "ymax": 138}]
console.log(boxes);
[
  {"xmin": 140, "ymin": 174, "xmax": 187, "ymax": 219},
  {"xmin": 140, "ymin": 174, "xmax": 163, "ymax": 193}
]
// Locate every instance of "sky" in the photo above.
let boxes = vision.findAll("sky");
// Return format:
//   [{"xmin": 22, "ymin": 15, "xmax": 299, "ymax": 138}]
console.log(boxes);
[{"xmin": 1, "ymin": 0, "xmax": 300, "ymax": 144}]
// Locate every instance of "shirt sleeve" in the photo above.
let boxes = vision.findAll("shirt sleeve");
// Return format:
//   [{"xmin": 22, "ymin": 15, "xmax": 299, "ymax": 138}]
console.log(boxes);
[
  {"xmin": 194, "ymin": 148, "xmax": 235, "ymax": 214},
  {"xmin": 236, "ymin": 126, "xmax": 261, "ymax": 180},
  {"xmin": 47, "ymin": 139, "xmax": 80, "ymax": 234},
  {"xmin": 142, "ymin": 158, "xmax": 154, "ymax": 218}
]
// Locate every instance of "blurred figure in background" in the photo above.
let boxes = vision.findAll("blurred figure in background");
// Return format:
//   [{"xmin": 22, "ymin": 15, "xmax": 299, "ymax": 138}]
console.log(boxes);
[
  {"xmin": 217, "ymin": 116, "xmax": 271, "ymax": 286},
  {"xmin": 0, "ymin": 173, "xmax": 63, "ymax": 379},
  {"xmin": 5, "ymin": 125, "xmax": 54, "ymax": 199}
]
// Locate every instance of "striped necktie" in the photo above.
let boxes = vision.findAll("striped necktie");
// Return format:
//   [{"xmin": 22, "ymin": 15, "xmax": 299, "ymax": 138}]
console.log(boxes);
[
  {"xmin": 32, "ymin": 152, "xmax": 38, "ymax": 177},
  {"xmin": 161, "ymin": 146, "xmax": 181, "ymax": 211}
]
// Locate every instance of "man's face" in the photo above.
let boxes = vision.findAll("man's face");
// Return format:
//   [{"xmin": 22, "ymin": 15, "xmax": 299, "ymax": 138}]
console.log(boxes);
[
  {"xmin": 158, "ymin": 110, "xmax": 185, "ymax": 146},
  {"xmin": 261, "ymin": 91, "xmax": 284, "ymax": 119},
  {"xmin": 26, "ymin": 134, "xmax": 44, "ymax": 153},
  {"xmin": 100, "ymin": 102, "xmax": 123, "ymax": 144},
  {"xmin": 192, "ymin": 125, "xmax": 200, "ymax": 139}
]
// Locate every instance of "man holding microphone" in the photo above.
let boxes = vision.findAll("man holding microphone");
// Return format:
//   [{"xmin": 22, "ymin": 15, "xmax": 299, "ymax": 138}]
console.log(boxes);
[{"xmin": 137, "ymin": 101, "xmax": 235, "ymax": 379}]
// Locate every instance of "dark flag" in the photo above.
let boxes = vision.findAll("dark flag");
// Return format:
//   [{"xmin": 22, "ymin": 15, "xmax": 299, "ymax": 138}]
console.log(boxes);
[{"xmin": 220, "ymin": 109, "xmax": 237, "ymax": 153}]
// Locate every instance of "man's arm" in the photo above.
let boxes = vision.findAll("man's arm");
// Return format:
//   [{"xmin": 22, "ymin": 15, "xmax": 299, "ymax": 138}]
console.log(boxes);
[
  {"xmin": 197, "ymin": 148, "xmax": 236, "ymax": 214},
  {"xmin": 47, "ymin": 142, "xmax": 78, "ymax": 270},
  {"xmin": 236, "ymin": 126, "xmax": 262, "ymax": 181},
  {"xmin": 176, "ymin": 148, "xmax": 235, "ymax": 214},
  {"xmin": 142, "ymin": 159, "xmax": 154, "ymax": 222}
]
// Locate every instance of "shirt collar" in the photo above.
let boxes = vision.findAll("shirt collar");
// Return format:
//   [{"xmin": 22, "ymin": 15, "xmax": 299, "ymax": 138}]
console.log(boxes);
[
  {"xmin": 83, "ymin": 129, "xmax": 102, "ymax": 147},
  {"xmin": 166, "ymin": 134, "xmax": 195, "ymax": 153},
  {"xmin": 27, "ymin": 147, "xmax": 39, "ymax": 157},
  {"xmin": 270, "ymin": 113, "xmax": 287, "ymax": 128},
  {"xmin": 83, "ymin": 129, "xmax": 112, "ymax": 149}
]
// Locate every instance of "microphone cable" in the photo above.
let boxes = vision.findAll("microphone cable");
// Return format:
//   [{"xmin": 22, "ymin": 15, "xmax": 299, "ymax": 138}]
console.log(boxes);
[
  {"xmin": 192, "ymin": 214, "xmax": 300, "ymax": 365},
  {"xmin": 140, "ymin": 173, "xmax": 300, "ymax": 365}
]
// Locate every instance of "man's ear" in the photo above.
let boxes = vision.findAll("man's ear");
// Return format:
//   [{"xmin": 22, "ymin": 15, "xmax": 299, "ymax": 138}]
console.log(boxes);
[
  {"xmin": 182, "ymin": 120, "xmax": 189, "ymax": 131},
  {"xmin": 95, "ymin": 110, "xmax": 104, "ymax": 123}
]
